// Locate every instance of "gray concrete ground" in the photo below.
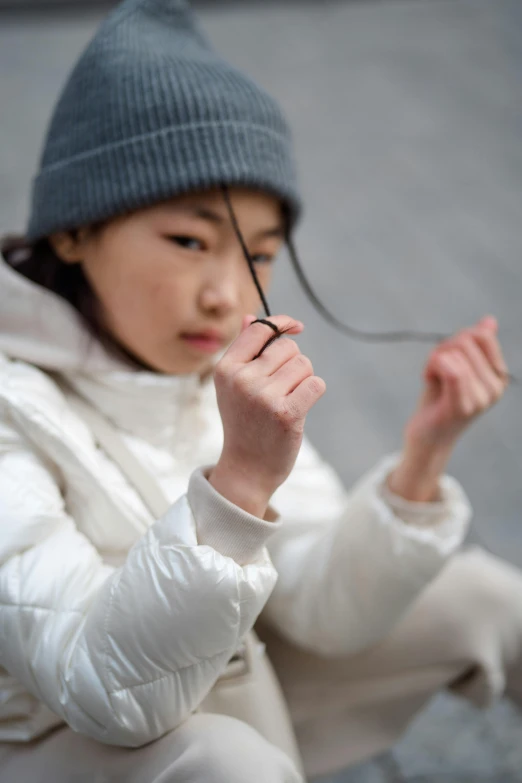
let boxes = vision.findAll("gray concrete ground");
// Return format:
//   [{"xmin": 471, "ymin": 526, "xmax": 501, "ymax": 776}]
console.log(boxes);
[{"xmin": 1, "ymin": 0, "xmax": 522, "ymax": 779}]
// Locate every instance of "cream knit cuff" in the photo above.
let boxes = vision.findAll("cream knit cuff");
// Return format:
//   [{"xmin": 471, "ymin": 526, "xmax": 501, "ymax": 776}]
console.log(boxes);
[{"xmin": 188, "ymin": 467, "xmax": 281, "ymax": 566}]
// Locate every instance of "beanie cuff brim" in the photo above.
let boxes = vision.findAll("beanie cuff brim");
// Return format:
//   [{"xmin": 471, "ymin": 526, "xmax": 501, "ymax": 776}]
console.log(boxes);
[{"xmin": 28, "ymin": 121, "xmax": 301, "ymax": 240}]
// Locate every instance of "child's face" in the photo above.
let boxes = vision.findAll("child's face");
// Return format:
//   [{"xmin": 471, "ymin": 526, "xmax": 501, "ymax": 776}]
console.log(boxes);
[{"xmin": 53, "ymin": 188, "xmax": 283, "ymax": 375}]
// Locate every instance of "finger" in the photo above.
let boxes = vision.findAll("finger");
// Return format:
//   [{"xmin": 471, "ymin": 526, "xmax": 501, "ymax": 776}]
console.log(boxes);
[
  {"xmin": 424, "ymin": 349, "xmax": 446, "ymax": 383},
  {"xmin": 452, "ymin": 336, "xmax": 505, "ymax": 401},
  {"xmin": 453, "ymin": 350, "xmax": 491, "ymax": 414},
  {"xmin": 265, "ymin": 353, "xmax": 314, "ymax": 396},
  {"xmin": 255, "ymin": 337, "xmax": 301, "ymax": 376},
  {"xmin": 437, "ymin": 352, "xmax": 476, "ymax": 417},
  {"xmin": 477, "ymin": 315, "xmax": 498, "ymax": 334},
  {"xmin": 226, "ymin": 315, "xmax": 304, "ymax": 365},
  {"xmin": 435, "ymin": 315, "xmax": 497, "ymax": 359},
  {"xmin": 285, "ymin": 375, "xmax": 326, "ymax": 417},
  {"xmin": 471, "ymin": 325, "xmax": 509, "ymax": 380},
  {"xmin": 448, "ymin": 350, "xmax": 496, "ymax": 416}
]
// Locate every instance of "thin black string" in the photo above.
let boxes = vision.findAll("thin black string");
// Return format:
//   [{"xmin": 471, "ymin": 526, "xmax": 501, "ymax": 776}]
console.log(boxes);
[
  {"xmin": 284, "ymin": 231, "xmax": 518, "ymax": 385},
  {"xmin": 222, "ymin": 186, "xmax": 272, "ymax": 317},
  {"xmin": 224, "ymin": 185, "xmax": 449, "ymax": 344},
  {"xmin": 250, "ymin": 321, "xmax": 293, "ymax": 359},
  {"xmin": 252, "ymin": 318, "xmax": 279, "ymax": 334},
  {"xmin": 220, "ymin": 192, "xmax": 515, "ymax": 564},
  {"xmin": 285, "ymin": 233, "xmax": 448, "ymax": 344},
  {"xmin": 251, "ymin": 318, "xmax": 280, "ymax": 359},
  {"xmin": 221, "ymin": 190, "xmax": 518, "ymax": 382}
]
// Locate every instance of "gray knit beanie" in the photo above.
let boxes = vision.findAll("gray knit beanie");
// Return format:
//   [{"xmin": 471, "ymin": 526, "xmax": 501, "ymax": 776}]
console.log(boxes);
[{"xmin": 27, "ymin": 0, "xmax": 301, "ymax": 241}]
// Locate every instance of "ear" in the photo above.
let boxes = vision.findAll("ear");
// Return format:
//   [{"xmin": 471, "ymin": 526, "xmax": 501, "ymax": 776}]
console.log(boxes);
[{"xmin": 49, "ymin": 228, "xmax": 91, "ymax": 264}]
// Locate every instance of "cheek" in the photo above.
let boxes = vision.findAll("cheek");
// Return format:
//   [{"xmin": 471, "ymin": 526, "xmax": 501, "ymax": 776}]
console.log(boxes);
[
  {"xmin": 88, "ymin": 255, "xmax": 186, "ymax": 342},
  {"xmin": 146, "ymin": 276, "xmax": 194, "ymax": 323},
  {"xmin": 106, "ymin": 268, "xmax": 157, "ymax": 323}
]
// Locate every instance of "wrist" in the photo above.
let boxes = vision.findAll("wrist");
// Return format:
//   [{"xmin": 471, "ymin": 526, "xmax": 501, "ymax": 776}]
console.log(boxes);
[
  {"xmin": 388, "ymin": 440, "xmax": 455, "ymax": 503},
  {"xmin": 208, "ymin": 458, "xmax": 272, "ymax": 519}
]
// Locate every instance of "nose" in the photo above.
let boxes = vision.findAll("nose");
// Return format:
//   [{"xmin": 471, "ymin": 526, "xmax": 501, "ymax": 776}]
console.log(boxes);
[{"xmin": 198, "ymin": 254, "xmax": 245, "ymax": 317}]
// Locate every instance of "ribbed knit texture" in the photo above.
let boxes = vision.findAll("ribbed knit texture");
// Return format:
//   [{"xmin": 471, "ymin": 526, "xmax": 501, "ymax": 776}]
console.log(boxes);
[
  {"xmin": 27, "ymin": 0, "xmax": 301, "ymax": 241},
  {"xmin": 188, "ymin": 468, "xmax": 281, "ymax": 566}
]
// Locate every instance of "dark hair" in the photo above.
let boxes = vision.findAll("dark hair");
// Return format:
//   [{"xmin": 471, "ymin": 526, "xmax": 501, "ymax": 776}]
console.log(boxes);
[
  {"xmin": 2, "ymin": 234, "xmax": 97, "ymax": 327},
  {"xmin": 0, "ymin": 233, "xmax": 148, "ymax": 368}
]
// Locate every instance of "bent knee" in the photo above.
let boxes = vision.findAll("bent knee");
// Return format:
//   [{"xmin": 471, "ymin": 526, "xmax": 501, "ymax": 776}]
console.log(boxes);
[
  {"xmin": 170, "ymin": 714, "xmax": 302, "ymax": 783},
  {"xmin": 425, "ymin": 548, "xmax": 522, "ymax": 657}
]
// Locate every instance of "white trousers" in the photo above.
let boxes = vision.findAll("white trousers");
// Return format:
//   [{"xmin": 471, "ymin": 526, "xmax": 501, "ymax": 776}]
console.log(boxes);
[{"xmin": 1, "ymin": 548, "xmax": 522, "ymax": 782}]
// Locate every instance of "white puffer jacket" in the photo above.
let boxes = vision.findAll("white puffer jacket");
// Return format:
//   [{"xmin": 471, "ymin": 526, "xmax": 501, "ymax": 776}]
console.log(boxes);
[{"xmin": 0, "ymin": 258, "xmax": 471, "ymax": 747}]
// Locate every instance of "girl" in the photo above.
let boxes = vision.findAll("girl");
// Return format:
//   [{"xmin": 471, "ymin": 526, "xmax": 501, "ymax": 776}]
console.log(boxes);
[{"xmin": 1, "ymin": 1, "xmax": 522, "ymax": 781}]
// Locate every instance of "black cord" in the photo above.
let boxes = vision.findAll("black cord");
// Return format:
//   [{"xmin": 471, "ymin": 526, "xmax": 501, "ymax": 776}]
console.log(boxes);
[
  {"xmin": 222, "ymin": 186, "xmax": 272, "ymax": 318},
  {"xmin": 284, "ymin": 232, "xmax": 449, "ymax": 344},
  {"xmin": 219, "ymin": 192, "xmax": 518, "ymax": 571},
  {"xmin": 285, "ymin": 232, "xmax": 519, "ymax": 384},
  {"xmin": 223, "ymin": 186, "xmax": 450, "ymax": 344},
  {"xmin": 220, "ymin": 191, "xmax": 518, "ymax": 382}
]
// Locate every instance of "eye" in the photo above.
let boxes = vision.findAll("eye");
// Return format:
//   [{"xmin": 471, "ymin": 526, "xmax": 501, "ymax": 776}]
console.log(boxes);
[
  {"xmin": 168, "ymin": 235, "xmax": 203, "ymax": 251},
  {"xmin": 251, "ymin": 253, "xmax": 274, "ymax": 265}
]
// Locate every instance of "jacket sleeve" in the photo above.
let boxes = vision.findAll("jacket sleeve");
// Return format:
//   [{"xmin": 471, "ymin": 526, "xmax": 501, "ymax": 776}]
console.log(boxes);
[
  {"xmin": 263, "ymin": 438, "xmax": 472, "ymax": 657},
  {"xmin": 0, "ymin": 419, "xmax": 278, "ymax": 747}
]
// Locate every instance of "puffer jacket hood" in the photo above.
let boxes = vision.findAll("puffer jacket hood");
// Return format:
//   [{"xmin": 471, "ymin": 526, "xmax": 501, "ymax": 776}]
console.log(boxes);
[{"xmin": 0, "ymin": 254, "xmax": 128, "ymax": 373}]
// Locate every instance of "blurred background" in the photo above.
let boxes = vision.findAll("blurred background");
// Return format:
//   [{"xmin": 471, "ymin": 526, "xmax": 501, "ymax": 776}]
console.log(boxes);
[{"xmin": 1, "ymin": 0, "xmax": 522, "ymax": 780}]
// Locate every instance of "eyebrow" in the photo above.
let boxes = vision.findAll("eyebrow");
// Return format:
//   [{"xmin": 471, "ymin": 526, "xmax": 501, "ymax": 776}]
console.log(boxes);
[{"xmin": 180, "ymin": 205, "xmax": 285, "ymax": 239}]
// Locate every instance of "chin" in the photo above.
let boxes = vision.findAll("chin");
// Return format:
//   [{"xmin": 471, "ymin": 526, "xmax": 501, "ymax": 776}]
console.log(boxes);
[
  {"xmin": 125, "ymin": 352, "xmax": 204, "ymax": 376},
  {"xmin": 164, "ymin": 356, "xmax": 214, "ymax": 377}
]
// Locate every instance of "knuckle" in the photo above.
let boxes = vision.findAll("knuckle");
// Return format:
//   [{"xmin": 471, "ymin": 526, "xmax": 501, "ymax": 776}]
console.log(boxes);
[
  {"xmin": 234, "ymin": 366, "xmax": 255, "ymax": 393},
  {"xmin": 475, "ymin": 389, "xmax": 490, "ymax": 411},
  {"xmin": 213, "ymin": 360, "xmax": 229, "ymax": 383},
  {"xmin": 275, "ymin": 401, "xmax": 301, "ymax": 428},
  {"xmin": 283, "ymin": 338, "xmax": 300, "ymax": 359},
  {"xmin": 293, "ymin": 354, "xmax": 313, "ymax": 373},
  {"xmin": 307, "ymin": 376, "xmax": 326, "ymax": 396},
  {"xmin": 258, "ymin": 388, "xmax": 277, "ymax": 411},
  {"xmin": 275, "ymin": 402, "xmax": 293, "ymax": 420},
  {"xmin": 263, "ymin": 337, "xmax": 297, "ymax": 362},
  {"xmin": 458, "ymin": 398, "xmax": 474, "ymax": 417}
]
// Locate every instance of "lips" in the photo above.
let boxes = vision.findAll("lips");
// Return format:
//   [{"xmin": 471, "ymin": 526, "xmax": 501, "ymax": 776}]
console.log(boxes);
[{"xmin": 180, "ymin": 329, "xmax": 227, "ymax": 354}]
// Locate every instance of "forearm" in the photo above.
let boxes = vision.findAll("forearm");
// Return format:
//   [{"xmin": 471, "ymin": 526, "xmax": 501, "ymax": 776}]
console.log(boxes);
[
  {"xmin": 265, "ymin": 453, "xmax": 471, "ymax": 656},
  {"xmin": 387, "ymin": 440, "xmax": 455, "ymax": 503}
]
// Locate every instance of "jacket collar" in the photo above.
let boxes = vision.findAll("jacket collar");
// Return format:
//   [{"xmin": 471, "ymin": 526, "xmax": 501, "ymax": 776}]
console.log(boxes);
[
  {"xmin": 0, "ymin": 256, "xmax": 218, "ymax": 446},
  {"xmin": 63, "ymin": 368, "xmax": 216, "ymax": 448}
]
